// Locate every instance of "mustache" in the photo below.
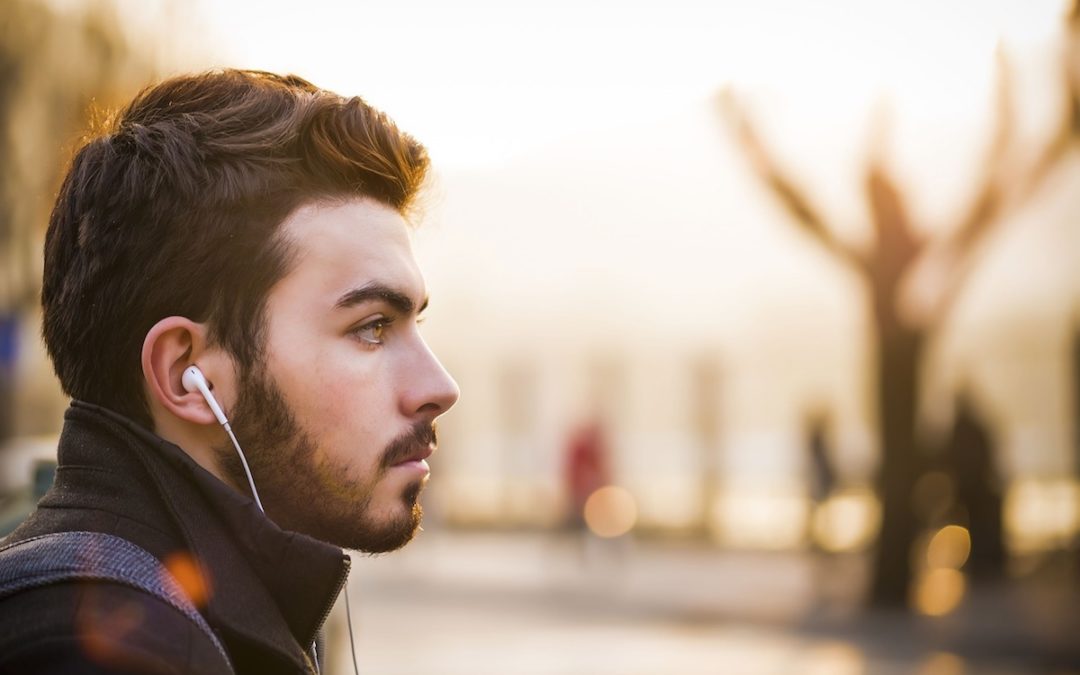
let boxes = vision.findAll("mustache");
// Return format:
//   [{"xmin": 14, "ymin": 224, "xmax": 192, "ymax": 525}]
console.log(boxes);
[{"xmin": 380, "ymin": 422, "xmax": 438, "ymax": 469}]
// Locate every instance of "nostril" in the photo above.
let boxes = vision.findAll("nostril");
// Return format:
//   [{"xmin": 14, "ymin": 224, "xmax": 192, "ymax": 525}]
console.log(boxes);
[{"xmin": 416, "ymin": 401, "xmax": 442, "ymax": 415}]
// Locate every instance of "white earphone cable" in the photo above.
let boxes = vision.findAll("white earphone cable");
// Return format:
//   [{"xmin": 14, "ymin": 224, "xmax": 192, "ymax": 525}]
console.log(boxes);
[
  {"xmin": 186, "ymin": 367, "xmax": 358, "ymax": 671},
  {"xmin": 219, "ymin": 415, "xmax": 358, "ymax": 675},
  {"xmin": 222, "ymin": 422, "xmax": 265, "ymax": 513},
  {"xmin": 344, "ymin": 582, "xmax": 360, "ymax": 675}
]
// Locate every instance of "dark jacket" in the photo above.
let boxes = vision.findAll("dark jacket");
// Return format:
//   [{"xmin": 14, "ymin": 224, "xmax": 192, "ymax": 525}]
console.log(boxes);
[{"xmin": 0, "ymin": 401, "xmax": 350, "ymax": 674}]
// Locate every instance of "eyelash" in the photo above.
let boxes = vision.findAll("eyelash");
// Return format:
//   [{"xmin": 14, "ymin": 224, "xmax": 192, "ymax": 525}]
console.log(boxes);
[
  {"xmin": 348, "ymin": 314, "xmax": 426, "ymax": 347},
  {"xmin": 351, "ymin": 318, "xmax": 392, "ymax": 346}
]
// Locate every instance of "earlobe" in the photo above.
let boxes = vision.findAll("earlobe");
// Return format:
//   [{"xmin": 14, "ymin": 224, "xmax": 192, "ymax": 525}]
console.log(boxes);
[{"xmin": 142, "ymin": 317, "xmax": 222, "ymax": 427}]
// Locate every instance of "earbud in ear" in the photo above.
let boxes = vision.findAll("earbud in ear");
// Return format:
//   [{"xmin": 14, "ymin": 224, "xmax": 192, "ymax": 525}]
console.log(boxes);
[
  {"xmin": 182, "ymin": 365, "xmax": 264, "ymax": 512},
  {"xmin": 182, "ymin": 365, "xmax": 230, "ymax": 428}
]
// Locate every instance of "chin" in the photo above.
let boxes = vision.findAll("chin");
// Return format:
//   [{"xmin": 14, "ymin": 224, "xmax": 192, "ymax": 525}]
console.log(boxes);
[
  {"xmin": 345, "ymin": 482, "xmax": 426, "ymax": 554},
  {"xmin": 352, "ymin": 503, "xmax": 423, "ymax": 554}
]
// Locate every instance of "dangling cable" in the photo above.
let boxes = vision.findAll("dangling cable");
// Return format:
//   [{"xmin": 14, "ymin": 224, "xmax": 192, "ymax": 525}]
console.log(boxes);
[
  {"xmin": 344, "ymin": 583, "xmax": 360, "ymax": 675},
  {"xmin": 223, "ymin": 422, "xmax": 264, "ymax": 513},
  {"xmin": 218, "ymin": 401, "xmax": 355, "ymax": 675}
]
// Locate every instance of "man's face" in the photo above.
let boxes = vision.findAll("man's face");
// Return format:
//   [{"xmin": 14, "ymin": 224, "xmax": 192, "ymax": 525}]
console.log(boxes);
[{"xmin": 221, "ymin": 198, "xmax": 459, "ymax": 552}]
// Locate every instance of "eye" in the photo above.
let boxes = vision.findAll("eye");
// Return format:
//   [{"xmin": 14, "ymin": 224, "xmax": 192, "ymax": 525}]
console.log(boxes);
[{"xmin": 350, "ymin": 317, "xmax": 391, "ymax": 346}]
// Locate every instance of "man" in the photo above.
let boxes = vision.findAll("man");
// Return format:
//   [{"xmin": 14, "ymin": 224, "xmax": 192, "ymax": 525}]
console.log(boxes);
[{"xmin": 0, "ymin": 69, "xmax": 459, "ymax": 673}]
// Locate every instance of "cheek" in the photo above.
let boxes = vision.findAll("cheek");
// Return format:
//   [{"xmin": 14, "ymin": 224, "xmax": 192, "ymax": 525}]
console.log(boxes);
[{"xmin": 272, "ymin": 338, "xmax": 388, "ymax": 445}]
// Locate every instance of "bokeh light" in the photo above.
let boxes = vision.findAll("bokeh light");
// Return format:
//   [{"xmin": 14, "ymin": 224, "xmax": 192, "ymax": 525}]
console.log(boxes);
[
  {"xmin": 927, "ymin": 525, "xmax": 973, "ymax": 571},
  {"xmin": 583, "ymin": 485, "xmax": 638, "ymax": 538},
  {"xmin": 914, "ymin": 568, "xmax": 967, "ymax": 617},
  {"xmin": 713, "ymin": 483, "xmax": 810, "ymax": 550},
  {"xmin": 1004, "ymin": 478, "xmax": 1080, "ymax": 553},
  {"xmin": 163, "ymin": 551, "xmax": 210, "ymax": 608},
  {"xmin": 811, "ymin": 487, "xmax": 881, "ymax": 553}
]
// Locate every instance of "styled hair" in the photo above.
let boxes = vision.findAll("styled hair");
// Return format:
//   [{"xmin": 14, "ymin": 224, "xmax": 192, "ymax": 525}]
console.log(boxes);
[{"xmin": 42, "ymin": 69, "xmax": 429, "ymax": 427}]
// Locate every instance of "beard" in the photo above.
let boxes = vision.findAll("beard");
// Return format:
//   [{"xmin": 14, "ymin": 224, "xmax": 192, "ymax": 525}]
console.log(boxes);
[{"xmin": 214, "ymin": 362, "xmax": 435, "ymax": 553}]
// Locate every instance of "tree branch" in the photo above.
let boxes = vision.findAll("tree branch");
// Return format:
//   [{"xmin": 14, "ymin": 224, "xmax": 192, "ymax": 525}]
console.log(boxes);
[
  {"xmin": 947, "ymin": 45, "xmax": 1014, "ymax": 258},
  {"xmin": 717, "ymin": 89, "xmax": 865, "ymax": 272},
  {"xmin": 926, "ymin": 45, "xmax": 1029, "ymax": 324}
]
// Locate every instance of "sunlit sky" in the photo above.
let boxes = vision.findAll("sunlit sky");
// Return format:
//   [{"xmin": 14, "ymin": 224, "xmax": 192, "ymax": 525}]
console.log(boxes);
[
  {"xmin": 121, "ymin": 0, "xmax": 1068, "ymax": 170},
  {"xmin": 163, "ymin": 0, "xmax": 1075, "ymax": 270}
]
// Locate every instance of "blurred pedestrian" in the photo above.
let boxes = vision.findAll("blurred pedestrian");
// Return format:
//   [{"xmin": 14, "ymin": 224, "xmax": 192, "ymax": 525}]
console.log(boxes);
[{"xmin": 564, "ymin": 419, "xmax": 612, "ymax": 530}]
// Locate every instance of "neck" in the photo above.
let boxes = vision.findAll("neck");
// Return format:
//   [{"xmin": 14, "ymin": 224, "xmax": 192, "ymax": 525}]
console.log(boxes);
[{"xmin": 152, "ymin": 414, "xmax": 237, "ymax": 490}]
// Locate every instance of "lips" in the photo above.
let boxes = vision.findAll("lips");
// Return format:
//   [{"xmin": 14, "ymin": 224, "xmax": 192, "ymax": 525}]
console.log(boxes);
[
  {"xmin": 393, "ymin": 443, "xmax": 434, "ymax": 466},
  {"xmin": 381, "ymin": 423, "xmax": 438, "ymax": 469}
]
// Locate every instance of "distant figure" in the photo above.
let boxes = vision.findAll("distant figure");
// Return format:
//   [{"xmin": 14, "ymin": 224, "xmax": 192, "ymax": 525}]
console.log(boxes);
[
  {"xmin": 564, "ymin": 420, "xmax": 612, "ymax": 529},
  {"xmin": 804, "ymin": 411, "xmax": 838, "ymax": 555},
  {"xmin": 806, "ymin": 413, "xmax": 836, "ymax": 506},
  {"xmin": 947, "ymin": 394, "xmax": 1005, "ymax": 579}
]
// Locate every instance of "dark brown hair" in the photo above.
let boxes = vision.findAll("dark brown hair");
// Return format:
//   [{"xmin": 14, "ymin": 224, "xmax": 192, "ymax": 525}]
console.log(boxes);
[{"xmin": 42, "ymin": 69, "xmax": 429, "ymax": 427}]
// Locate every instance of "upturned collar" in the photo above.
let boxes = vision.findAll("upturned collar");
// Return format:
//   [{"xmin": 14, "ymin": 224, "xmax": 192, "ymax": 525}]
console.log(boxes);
[{"xmin": 61, "ymin": 401, "xmax": 350, "ymax": 673}]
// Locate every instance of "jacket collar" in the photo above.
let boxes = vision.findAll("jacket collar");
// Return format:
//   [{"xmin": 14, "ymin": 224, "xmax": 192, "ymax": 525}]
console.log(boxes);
[{"xmin": 63, "ymin": 401, "xmax": 350, "ymax": 672}]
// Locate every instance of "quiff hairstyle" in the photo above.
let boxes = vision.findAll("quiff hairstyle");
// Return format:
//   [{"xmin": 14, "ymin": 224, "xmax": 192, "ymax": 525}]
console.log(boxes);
[{"xmin": 42, "ymin": 69, "xmax": 429, "ymax": 428}]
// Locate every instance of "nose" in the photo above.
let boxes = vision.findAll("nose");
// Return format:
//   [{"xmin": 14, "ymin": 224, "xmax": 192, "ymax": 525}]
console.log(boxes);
[{"xmin": 401, "ymin": 337, "xmax": 460, "ymax": 420}]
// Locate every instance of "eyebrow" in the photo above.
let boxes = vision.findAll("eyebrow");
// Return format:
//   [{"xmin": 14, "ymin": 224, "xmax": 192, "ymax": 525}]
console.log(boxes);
[{"xmin": 334, "ymin": 282, "xmax": 429, "ymax": 315}]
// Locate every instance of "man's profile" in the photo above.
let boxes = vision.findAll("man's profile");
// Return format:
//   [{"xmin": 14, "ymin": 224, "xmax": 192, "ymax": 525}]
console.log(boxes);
[{"xmin": 0, "ymin": 69, "xmax": 459, "ymax": 674}]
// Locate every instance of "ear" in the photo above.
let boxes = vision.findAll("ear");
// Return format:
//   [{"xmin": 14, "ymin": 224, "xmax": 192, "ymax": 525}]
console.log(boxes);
[{"xmin": 141, "ymin": 317, "xmax": 231, "ymax": 428}]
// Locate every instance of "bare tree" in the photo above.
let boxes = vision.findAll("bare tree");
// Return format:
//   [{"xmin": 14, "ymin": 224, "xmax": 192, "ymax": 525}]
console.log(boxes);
[{"xmin": 719, "ymin": 14, "xmax": 1079, "ymax": 607}]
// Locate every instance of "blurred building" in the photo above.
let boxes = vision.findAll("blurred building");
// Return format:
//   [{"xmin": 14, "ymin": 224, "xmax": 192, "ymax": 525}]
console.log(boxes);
[{"xmin": 417, "ymin": 80, "xmax": 1080, "ymax": 564}]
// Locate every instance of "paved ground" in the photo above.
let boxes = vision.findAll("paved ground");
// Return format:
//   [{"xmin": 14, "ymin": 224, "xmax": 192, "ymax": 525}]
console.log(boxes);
[{"xmin": 322, "ymin": 529, "xmax": 1080, "ymax": 675}]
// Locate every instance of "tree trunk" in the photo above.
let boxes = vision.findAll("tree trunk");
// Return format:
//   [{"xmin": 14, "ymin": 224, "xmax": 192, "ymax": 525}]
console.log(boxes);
[{"xmin": 869, "ymin": 324, "xmax": 925, "ymax": 607}]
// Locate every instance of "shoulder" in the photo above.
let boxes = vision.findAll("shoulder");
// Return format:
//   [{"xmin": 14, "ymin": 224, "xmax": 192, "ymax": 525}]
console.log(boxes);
[{"xmin": 0, "ymin": 580, "xmax": 231, "ymax": 674}]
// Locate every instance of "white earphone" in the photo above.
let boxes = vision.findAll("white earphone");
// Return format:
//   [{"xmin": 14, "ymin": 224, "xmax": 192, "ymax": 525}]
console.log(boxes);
[
  {"xmin": 182, "ymin": 366, "xmax": 229, "ymax": 428},
  {"xmin": 181, "ymin": 365, "xmax": 265, "ymax": 513}
]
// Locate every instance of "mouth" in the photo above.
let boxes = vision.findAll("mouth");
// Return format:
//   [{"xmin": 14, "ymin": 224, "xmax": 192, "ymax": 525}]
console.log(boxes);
[
  {"xmin": 392, "ymin": 442, "xmax": 434, "ymax": 467},
  {"xmin": 389, "ymin": 443, "xmax": 434, "ymax": 477},
  {"xmin": 383, "ymin": 423, "xmax": 438, "ymax": 469}
]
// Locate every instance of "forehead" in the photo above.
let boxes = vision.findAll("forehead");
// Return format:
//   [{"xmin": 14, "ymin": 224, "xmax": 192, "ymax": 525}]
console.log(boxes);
[{"xmin": 272, "ymin": 198, "xmax": 423, "ymax": 306}]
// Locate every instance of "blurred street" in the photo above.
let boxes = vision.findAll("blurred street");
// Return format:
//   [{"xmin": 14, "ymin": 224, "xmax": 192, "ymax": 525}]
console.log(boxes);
[
  {"xmin": 330, "ymin": 529, "xmax": 1080, "ymax": 675},
  {"xmin": 2, "ymin": 3, "xmax": 1080, "ymax": 674}
]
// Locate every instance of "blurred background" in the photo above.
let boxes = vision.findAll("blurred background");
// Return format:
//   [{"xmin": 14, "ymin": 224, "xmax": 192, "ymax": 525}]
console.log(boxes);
[{"xmin": 2, "ymin": 0, "xmax": 1080, "ymax": 673}]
